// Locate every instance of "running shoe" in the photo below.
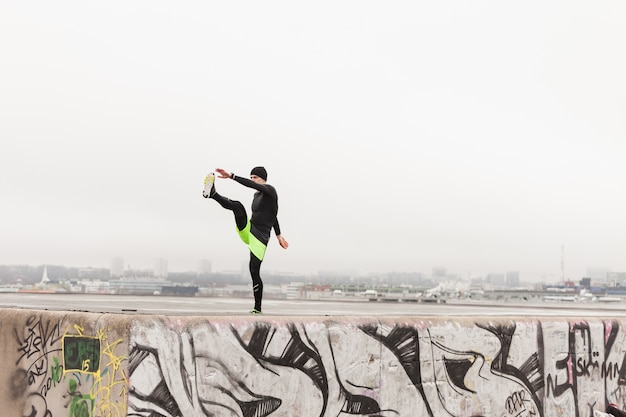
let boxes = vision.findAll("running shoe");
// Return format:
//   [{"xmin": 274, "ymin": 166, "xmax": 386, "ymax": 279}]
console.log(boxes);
[
  {"xmin": 250, "ymin": 308, "xmax": 262, "ymax": 314},
  {"xmin": 202, "ymin": 173, "xmax": 216, "ymax": 198},
  {"xmin": 607, "ymin": 404, "xmax": 626, "ymax": 417}
]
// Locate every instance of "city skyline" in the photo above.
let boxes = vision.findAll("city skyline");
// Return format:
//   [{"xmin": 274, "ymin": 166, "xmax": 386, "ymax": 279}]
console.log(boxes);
[
  {"xmin": 2, "ymin": 2, "xmax": 625, "ymax": 282},
  {"xmin": 0, "ymin": 256, "xmax": 620, "ymax": 284}
]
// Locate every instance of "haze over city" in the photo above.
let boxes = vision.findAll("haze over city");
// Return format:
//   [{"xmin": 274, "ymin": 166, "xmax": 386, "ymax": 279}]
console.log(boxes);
[{"xmin": 1, "ymin": 2, "xmax": 625, "ymax": 282}]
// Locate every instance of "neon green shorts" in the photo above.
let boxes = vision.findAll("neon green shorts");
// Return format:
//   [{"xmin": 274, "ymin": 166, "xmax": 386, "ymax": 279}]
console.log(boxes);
[{"xmin": 237, "ymin": 220, "xmax": 267, "ymax": 261}]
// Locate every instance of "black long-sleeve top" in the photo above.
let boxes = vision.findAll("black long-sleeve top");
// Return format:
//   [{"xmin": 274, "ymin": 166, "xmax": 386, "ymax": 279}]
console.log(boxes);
[{"xmin": 233, "ymin": 175, "xmax": 281, "ymax": 243}]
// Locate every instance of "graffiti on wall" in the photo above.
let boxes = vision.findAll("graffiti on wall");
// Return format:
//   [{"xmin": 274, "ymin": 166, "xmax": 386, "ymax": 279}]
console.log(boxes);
[
  {"xmin": 128, "ymin": 318, "xmax": 626, "ymax": 417},
  {"xmin": 9, "ymin": 314, "xmax": 626, "ymax": 416},
  {"xmin": 63, "ymin": 334, "xmax": 100, "ymax": 373},
  {"xmin": 12, "ymin": 316, "xmax": 128, "ymax": 417}
]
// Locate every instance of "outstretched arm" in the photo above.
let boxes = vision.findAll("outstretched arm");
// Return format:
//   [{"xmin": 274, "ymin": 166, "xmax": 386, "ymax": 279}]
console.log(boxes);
[
  {"xmin": 274, "ymin": 219, "xmax": 288, "ymax": 249},
  {"xmin": 277, "ymin": 235, "xmax": 289, "ymax": 249},
  {"xmin": 216, "ymin": 168, "xmax": 276, "ymax": 195},
  {"xmin": 216, "ymin": 168, "xmax": 231, "ymax": 179}
]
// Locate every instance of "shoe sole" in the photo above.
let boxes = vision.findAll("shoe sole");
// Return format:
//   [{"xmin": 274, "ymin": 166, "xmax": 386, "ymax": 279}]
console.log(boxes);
[{"xmin": 203, "ymin": 173, "xmax": 215, "ymax": 197}]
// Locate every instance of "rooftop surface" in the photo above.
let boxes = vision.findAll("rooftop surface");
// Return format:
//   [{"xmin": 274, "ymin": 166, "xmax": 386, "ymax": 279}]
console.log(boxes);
[{"xmin": 2, "ymin": 292, "xmax": 626, "ymax": 317}]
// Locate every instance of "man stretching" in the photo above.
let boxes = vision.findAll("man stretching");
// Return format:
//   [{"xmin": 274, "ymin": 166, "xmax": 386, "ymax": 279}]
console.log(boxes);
[{"xmin": 203, "ymin": 166, "xmax": 288, "ymax": 314}]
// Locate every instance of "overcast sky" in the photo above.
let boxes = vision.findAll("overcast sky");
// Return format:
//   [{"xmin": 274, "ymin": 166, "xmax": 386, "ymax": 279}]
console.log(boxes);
[{"xmin": 1, "ymin": 1, "xmax": 625, "ymax": 282}]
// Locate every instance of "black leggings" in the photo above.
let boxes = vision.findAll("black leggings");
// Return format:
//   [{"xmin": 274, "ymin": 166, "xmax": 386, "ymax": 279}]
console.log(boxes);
[
  {"xmin": 212, "ymin": 193, "xmax": 248, "ymax": 231},
  {"xmin": 213, "ymin": 192, "xmax": 264, "ymax": 310},
  {"xmin": 249, "ymin": 252, "xmax": 263, "ymax": 310}
]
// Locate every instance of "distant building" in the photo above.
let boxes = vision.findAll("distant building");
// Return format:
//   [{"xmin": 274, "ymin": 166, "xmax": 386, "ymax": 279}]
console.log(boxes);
[
  {"xmin": 40, "ymin": 266, "xmax": 51, "ymax": 284},
  {"xmin": 286, "ymin": 282, "xmax": 305, "ymax": 299},
  {"xmin": 110, "ymin": 257, "xmax": 124, "ymax": 278},
  {"xmin": 607, "ymin": 272, "xmax": 626, "ymax": 286},
  {"xmin": 78, "ymin": 267, "xmax": 105, "ymax": 279},
  {"xmin": 586, "ymin": 267, "xmax": 610, "ymax": 283},
  {"xmin": 154, "ymin": 258, "xmax": 168, "ymax": 279},
  {"xmin": 82, "ymin": 279, "xmax": 110, "ymax": 294},
  {"xmin": 197, "ymin": 259, "xmax": 212, "ymax": 276},
  {"xmin": 487, "ymin": 273, "xmax": 505, "ymax": 286},
  {"xmin": 506, "ymin": 271, "xmax": 520, "ymax": 287},
  {"xmin": 432, "ymin": 268, "xmax": 447, "ymax": 280},
  {"xmin": 388, "ymin": 272, "xmax": 424, "ymax": 286},
  {"xmin": 109, "ymin": 277, "xmax": 168, "ymax": 295}
]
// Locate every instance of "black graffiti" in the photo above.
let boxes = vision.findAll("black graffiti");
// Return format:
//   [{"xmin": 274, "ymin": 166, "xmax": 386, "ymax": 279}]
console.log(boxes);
[
  {"xmin": 444, "ymin": 357, "xmax": 476, "ymax": 392},
  {"xmin": 505, "ymin": 390, "xmax": 537, "ymax": 416},
  {"xmin": 602, "ymin": 361, "xmax": 621, "ymax": 380},
  {"xmin": 14, "ymin": 315, "xmax": 64, "ymax": 396},
  {"xmin": 360, "ymin": 324, "xmax": 434, "ymax": 417},
  {"xmin": 545, "ymin": 371, "xmax": 570, "ymax": 400},
  {"xmin": 246, "ymin": 322, "xmax": 386, "ymax": 417},
  {"xmin": 40, "ymin": 375, "xmax": 54, "ymax": 398},
  {"xmin": 544, "ymin": 323, "xmax": 578, "ymax": 402},
  {"xmin": 128, "ymin": 346, "xmax": 183, "ymax": 417},
  {"xmin": 235, "ymin": 323, "xmax": 323, "ymax": 414},
  {"xmin": 234, "ymin": 395, "xmax": 281, "ymax": 417},
  {"xmin": 123, "ymin": 319, "xmax": 626, "ymax": 417},
  {"xmin": 576, "ymin": 351, "xmax": 601, "ymax": 377},
  {"xmin": 21, "ymin": 393, "xmax": 52, "ymax": 417},
  {"xmin": 15, "ymin": 316, "xmax": 63, "ymax": 364},
  {"xmin": 541, "ymin": 321, "xmax": 626, "ymax": 417}
]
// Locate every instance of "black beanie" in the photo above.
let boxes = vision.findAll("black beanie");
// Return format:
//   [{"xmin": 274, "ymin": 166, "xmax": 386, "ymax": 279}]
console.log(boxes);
[{"xmin": 250, "ymin": 166, "xmax": 267, "ymax": 180}]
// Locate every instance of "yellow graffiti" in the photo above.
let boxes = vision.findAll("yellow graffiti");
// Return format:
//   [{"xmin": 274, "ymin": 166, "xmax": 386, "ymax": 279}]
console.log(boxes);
[
  {"xmin": 97, "ymin": 328, "xmax": 106, "ymax": 341},
  {"xmin": 92, "ymin": 336, "xmax": 128, "ymax": 417},
  {"xmin": 73, "ymin": 323, "xmax": 85, "ymax": 335},
  {"xmin": 63, "ymin": 323, "xmax": 128, "ymax": 417}
]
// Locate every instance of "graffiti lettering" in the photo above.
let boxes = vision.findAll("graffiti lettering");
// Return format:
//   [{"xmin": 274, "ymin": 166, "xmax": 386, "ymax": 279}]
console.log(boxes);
[
  {"xmin": 63, "ymin": 336, "xmax": 100, "ymax": 373},
  {"xmin": 602, "ymin": 360, "xmax": 621, "ymax": 380},
  {"xmin": 16, "ymin": 316, "xmax": 63, "ymax": 364},
  {"xmin": 577, "ymin": 351, "xmax": 601, "ymax": 377},
  {"xmin": 505, "ymin": 390, "xmax": 537, "ymax": 416},
  {"xmin": 15, "ymin": 315, "xmax": 64, "ymax": 399}
]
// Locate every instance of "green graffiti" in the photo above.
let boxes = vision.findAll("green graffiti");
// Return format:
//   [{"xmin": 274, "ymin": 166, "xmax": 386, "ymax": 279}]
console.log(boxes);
[
  {"xmin": 63, "ymin": 336, "xmax": 100, "ymax": 373},
  {"xmin": 51, "ymin": 357, "xmax": 63, "ymax": 386},
  {"xmin": 71, "ymin": 398, "xmax": 90, "ymax": 417},
  {"xmin": 68, "ymin": 374, "xmax": 94, "ymax": 417}
]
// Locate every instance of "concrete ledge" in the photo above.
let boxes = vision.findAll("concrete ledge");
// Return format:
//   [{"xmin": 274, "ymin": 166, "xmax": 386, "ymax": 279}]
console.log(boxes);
[{"xmin": 2, "ymin": 307, "xmax": 623, "ymax": 416}]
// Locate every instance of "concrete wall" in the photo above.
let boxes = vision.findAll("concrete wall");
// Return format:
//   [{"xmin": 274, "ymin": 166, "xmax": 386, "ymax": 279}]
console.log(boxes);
[{"xmin": 2, "ymin": 307, "xmax": 625, "ymax": 417}]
